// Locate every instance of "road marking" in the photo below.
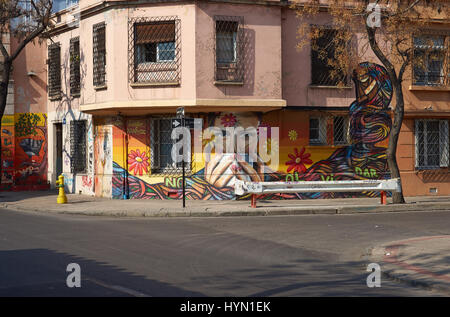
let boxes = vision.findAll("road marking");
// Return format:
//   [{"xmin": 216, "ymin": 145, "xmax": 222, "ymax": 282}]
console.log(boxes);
[{"xmin": 85, "ymin": 277, "xmax": 150, "ymax": 297}]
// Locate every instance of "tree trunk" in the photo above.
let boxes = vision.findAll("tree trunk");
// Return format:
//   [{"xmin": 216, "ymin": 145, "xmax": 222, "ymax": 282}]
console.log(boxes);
[
  {"xmin": 0, "ymin": 60, "xmax": 12, "ymax": 188},
  {"xmin": 388, "ymin": 79, "xmax": 406, "ymax": 204}
]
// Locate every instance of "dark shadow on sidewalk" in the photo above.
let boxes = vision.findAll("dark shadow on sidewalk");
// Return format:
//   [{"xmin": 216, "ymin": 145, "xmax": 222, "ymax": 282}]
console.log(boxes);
[{"xmin": 0, "ymin": 190, "xmax": 56, "ymax": 203}]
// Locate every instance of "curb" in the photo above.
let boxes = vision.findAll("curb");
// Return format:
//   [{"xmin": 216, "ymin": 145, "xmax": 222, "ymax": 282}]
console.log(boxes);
[{"xmin": 2, "ymin": 201, "xmax": 450, "ymax": 218}]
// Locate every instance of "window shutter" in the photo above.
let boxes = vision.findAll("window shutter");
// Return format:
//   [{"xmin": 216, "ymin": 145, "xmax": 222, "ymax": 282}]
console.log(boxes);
[
  {"xmin": 439, "ymin": 120, "xmax": 449, "ymax": 167},
  {"xmin": 415, "ymin": 120, "xmax": 420, "ymax": 168}
]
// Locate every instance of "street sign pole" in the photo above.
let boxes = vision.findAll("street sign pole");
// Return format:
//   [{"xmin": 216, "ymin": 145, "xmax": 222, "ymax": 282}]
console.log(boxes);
[
  {"xmin": 182, "ymin": 117, "xmax": 186, "ymax": 209},
  {"xmin": 177, "ymin": 107, "xmax": 186, "ymax": 209}
]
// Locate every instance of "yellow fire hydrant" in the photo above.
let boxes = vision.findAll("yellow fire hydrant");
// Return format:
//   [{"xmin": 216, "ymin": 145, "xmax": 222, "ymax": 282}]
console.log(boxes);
[{"xmin": 55, "ymin": 174, "xmax": 67, "ymax": 204}]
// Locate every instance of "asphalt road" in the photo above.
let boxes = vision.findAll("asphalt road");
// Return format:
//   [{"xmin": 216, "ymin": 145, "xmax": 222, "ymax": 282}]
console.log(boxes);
[{"xmin": 0, "ymin": 207, "xmax": 449, "ymax": 296}]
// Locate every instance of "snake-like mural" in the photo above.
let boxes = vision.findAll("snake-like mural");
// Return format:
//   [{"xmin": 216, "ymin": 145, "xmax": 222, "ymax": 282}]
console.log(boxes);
[{"xmin": 110, "ymin": 62, "xmax": 392, "ymax": 200}]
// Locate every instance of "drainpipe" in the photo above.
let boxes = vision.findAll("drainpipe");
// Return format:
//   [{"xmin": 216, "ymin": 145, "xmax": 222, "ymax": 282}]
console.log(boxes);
[{"xmin": 123, "ymin": 116, "xmax": 129, "ymax": 200}]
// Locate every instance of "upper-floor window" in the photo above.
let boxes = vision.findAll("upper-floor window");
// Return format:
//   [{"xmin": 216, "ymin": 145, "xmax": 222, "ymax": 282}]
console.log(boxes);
[
  {"xmin": 413, "ymin": 35, "xmax": 448, "ymax": 87},
  {"xmin": 130, "ymin": 17, "xmax": 181, "ymax": 84},
  {"xmin": 93, "ymin": 22, "xmax": 106, "ymax": 87},
  {"xmin": 215, "ymin": 16, "xmax": 244, "ymax": 83},
  {"xmin": 48, "ymin": 43, "xmax": 61, "ymax": 99},
  {"xmin": 310, "ymin": 27, "xmax": 347, "ymax": 86},
  {"xmin": 70, "ymin": 37, "xmax": 80, "ymax": 96}
]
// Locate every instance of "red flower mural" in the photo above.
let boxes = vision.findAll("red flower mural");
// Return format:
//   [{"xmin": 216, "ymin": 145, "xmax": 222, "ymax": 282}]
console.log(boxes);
[
  {"xmin": 286, "ymin": 147, "xmax": 313, "ymax": 174},
  {"xmin": 221, "ymin": 114, "xmax": 237, "ymax": 127},
  {"xmin": 128, "ymin": 149, "xmax": 149, "ymax": 176}
]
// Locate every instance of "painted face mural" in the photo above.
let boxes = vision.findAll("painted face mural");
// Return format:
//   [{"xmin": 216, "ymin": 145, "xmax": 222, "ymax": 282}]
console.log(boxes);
[{"xmin": 111, "ymin": 62, "xmax": 392, "ymax": 200}]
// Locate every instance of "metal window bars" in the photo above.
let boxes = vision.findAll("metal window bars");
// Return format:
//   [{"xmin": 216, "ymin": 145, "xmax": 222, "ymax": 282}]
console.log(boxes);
[
  {"xmin": 150, "ymin": 117, "xmax": 193, "ymax": 176},
  {"xmin": 48, "ymin": 43, "xmax": 61, "ymax": 99},
  {"xmin": 70, "ymin": 120, "xmax": 87, "ymax": 173},
  {"xmin": 93, "ymin": 22, "xmax": 106, "ymax": 87},
  {"xmin": 128, "ymin": 16, "xmax": 181, "ymax": 84},
  {"xmin": 415, "ymin": 119, "xmax": 449, "ymax": 169},
  {"xmin": 413, "ymin": 35, "xmax": 448, "ymax": 87},
  {"xmin": 333, "ymin": 116, "xmax": 350, "ymax": 145},
  {"xmin": 214, "ymin": 16, "xmax": 245, "ymax": 83},
  {"xmin": 70, "ymin": 37, "xmax": 80, "ymax": 96},
  {"xmin": 310, "ymin": 26, "xmax": 348, "ymax": 86}
]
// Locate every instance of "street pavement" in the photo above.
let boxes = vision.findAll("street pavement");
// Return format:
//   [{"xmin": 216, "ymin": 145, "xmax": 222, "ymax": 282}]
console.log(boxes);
[{"xmin": 0, "ymin": 190, "xmax": 449, "ymax": 296}]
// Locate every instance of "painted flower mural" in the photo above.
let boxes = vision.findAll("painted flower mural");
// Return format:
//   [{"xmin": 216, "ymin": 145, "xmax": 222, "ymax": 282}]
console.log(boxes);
[
  {"xmin": 221, "ymin": 114, "xmax": 237, "ymax": 127},
  {"xmin": 288, "ymin": 129, "xmax": 298, "ymax": 141},
  {"xmin": 128, "ymin": 149, "xmax": 149, "ymax": 176},
  {"xmin": 285, "ymin": 147, "xmax": 313, "ymax": 174}
]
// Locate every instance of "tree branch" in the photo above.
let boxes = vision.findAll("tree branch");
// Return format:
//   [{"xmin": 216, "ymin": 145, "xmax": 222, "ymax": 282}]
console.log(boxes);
[
  {"xmin": 366, "ymin": 23, "xmax": 397, "ymax": 81},
  {"xmin": 9, "ymin": 24, "xmax": 46, "ymax": 62},
  {"xmin": 0, "ymin": 40, "xmax": 9, "ymax": 60}
]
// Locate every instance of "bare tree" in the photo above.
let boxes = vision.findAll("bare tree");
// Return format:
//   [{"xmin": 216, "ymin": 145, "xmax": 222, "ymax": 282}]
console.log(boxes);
[
  {"xmin": 0, "ymin": 0, "xmax": 53, "ymax": 186},
  {"xmin": 292, "ymin": 0, "xmax": 449, "ymax": 204}
]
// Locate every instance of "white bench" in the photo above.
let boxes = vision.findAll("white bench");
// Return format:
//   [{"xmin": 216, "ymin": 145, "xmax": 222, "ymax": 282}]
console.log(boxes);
[{"xmin": 235, "ymin": 178, "xmax": 401, "ymax": 208}]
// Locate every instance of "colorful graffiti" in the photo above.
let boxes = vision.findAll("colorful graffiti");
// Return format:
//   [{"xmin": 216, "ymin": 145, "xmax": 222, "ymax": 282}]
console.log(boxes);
[
  {"xmin": 1, "ymin": 116, "xmax": 15, "ymax": 187},
  {"xmin": 108, "ymin": 62, "xmax": 392, "ymax": 200}
]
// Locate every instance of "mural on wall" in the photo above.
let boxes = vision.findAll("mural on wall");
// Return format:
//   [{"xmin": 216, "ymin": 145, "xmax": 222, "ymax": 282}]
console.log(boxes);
[
  {"xmin": 1, "ymin": 115, "xmax": 15, "ymax": 188},
  {"xmin": 94, "ymin": 122, "xmax": 113, "ymax": 198},
  {"xmin": 110, "ymin": 62, "xmax": 392, "ymax": 200},
  {"xmin": 14, "ymin": 113, "xmax": 48, "ymax": 187}
]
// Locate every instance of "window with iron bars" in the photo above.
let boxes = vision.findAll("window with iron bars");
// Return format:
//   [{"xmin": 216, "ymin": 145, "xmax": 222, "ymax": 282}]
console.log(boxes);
[
  {"xmin": 70, "ymin": 120, "xmax": 87, "ymax": 173},
  {"xmin": 310, "ymin": 27, "xmax": 348, "ymax": 86},
  {"xmin": 93, "ymin": 22, "xmax": 106, "ymax": 87},
  {"xmin": 215, "ymin": 16, "xmax": 244, "ymax": 83},
  {"xmin": 415, "ymin": 119, "xmax": 449, "ymax": 169},
  {"xmin": 48, "ymin": 43, "xmax": 61, "ymax": 99},
  {"xmin": 150, "ymin": 118, "xmax": 191, "ymax": 175},
  {"xmin": 413, "ymin": 35, "xmax": 449, "ymax": 87},
  {"xmin": 70, "ymin": 37, "xmax": 80, "ymax": 96},
  {"xmin": 310, "ymin": 115, "xmax": 349, "ymax": 146},
  {"xmin": 129, "ymin": 17, "xmax": 181, "ymax": 84}
]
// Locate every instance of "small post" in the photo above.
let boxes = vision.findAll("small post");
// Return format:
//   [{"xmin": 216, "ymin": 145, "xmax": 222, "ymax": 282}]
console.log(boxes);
[
  {"xmin": 182, "ymin": 158, "xmax": 186, "ymax": 208},
  {"xmin": 380, "ymin": 191, "xmax": 387, "ymax": 205},
  {"xmin": 56, "ymin": 174, "xmax": 67, "ymax": 204},
  {"xmin": 251, "ymin": 194, "xmax": 257, "ymax": 208}
]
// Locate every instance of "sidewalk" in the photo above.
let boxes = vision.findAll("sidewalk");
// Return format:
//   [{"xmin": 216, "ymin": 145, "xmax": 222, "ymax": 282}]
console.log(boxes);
[
  {"xmin": 1, "ymin": 190, "xmax": 450, "ymax": 217},
  {"xmin": 371, "ymin": 236, "xmax": 450, "ymax": 295}
]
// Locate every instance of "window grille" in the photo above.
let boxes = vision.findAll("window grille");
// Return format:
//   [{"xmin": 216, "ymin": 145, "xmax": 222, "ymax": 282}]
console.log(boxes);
[
  {"xmin": 70, "ymin": 37, "xmax": 80, "ymax": 96},
  {"xmin": 93, "ymin": 22, "xmax": 106, "ymax": 87},
  {"xmin": 413, "ymin": 36, "xmax": 447, "ymax": 86},
  {"xmin": 415, "ymin": 119, "xmax": 449, "ymax": 169},
  {"xmin": 128, "ymin": 17, "xmax": 181, "ymax": 84},
  {"xmin": 215, "ymin": 16, "xmax": 244, "ymax": 83},
  {"xmin": 48, "ymin": 43, "xmax": 61, "ymax": 99},
  {"xmin": 150, "ymin": 117, "xmax": 191, "ymax": 175},
  {"xmin": 70, "ymin": 120, "xmax": 87, "ymax": 173},
  {"xmin": 309, "ymin": 116, "xmax": 327, "ymax": 145},
  {"xmin": 333, "ymin": 116, "xmax": 349, "ymax": 145},
  {"xmin": 310, "ymin": 27, "xmax": 347, "ymax": 86}
]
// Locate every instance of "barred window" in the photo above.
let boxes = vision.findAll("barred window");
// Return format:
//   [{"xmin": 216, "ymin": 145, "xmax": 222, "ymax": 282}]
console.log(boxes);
[
  {"xmin": 150, "ymin": 118, "xmax": 189, "ymax": 174},
  {"xmin": 129, "ymin": 17, "xmax": 181, "ymax": 84},
  {"xmin": 93, "ymin": 22, "xmax": 106, "ymax": 87},
  {"xmin": 70, "ymin": 37, "xmax": 80, "ymax": 96},
  {"xmin": 215, "ymin": 16, "xmax": 244, "ymax": 83},
  {"xmin": 333, "ymin": 116, "xmax": 349, "ymax": 145},
  {"xmin": 415, "ymin": 119, "xmax": 449, "ymax": 169},
  {"xmin": 413, "ymin": 36, "xmax": 448, "ymax": 86},
  {"xmin": 310, "ymin": 115, "xmax": 349, "ymax": 146},
  {"xmin": 309, "ymin": 117, "xmax": 327, "ymax": 145},
  {"xmin": 48, "ymin": 43, "xmax": 61, "ymax": 99},
  {"xmin": 70, "ymin": 120, "xmax": 87, "ymax": 173},
  {"xmin": 311, "ymin": 27, "xmax": 347, "ymax": 86}
]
